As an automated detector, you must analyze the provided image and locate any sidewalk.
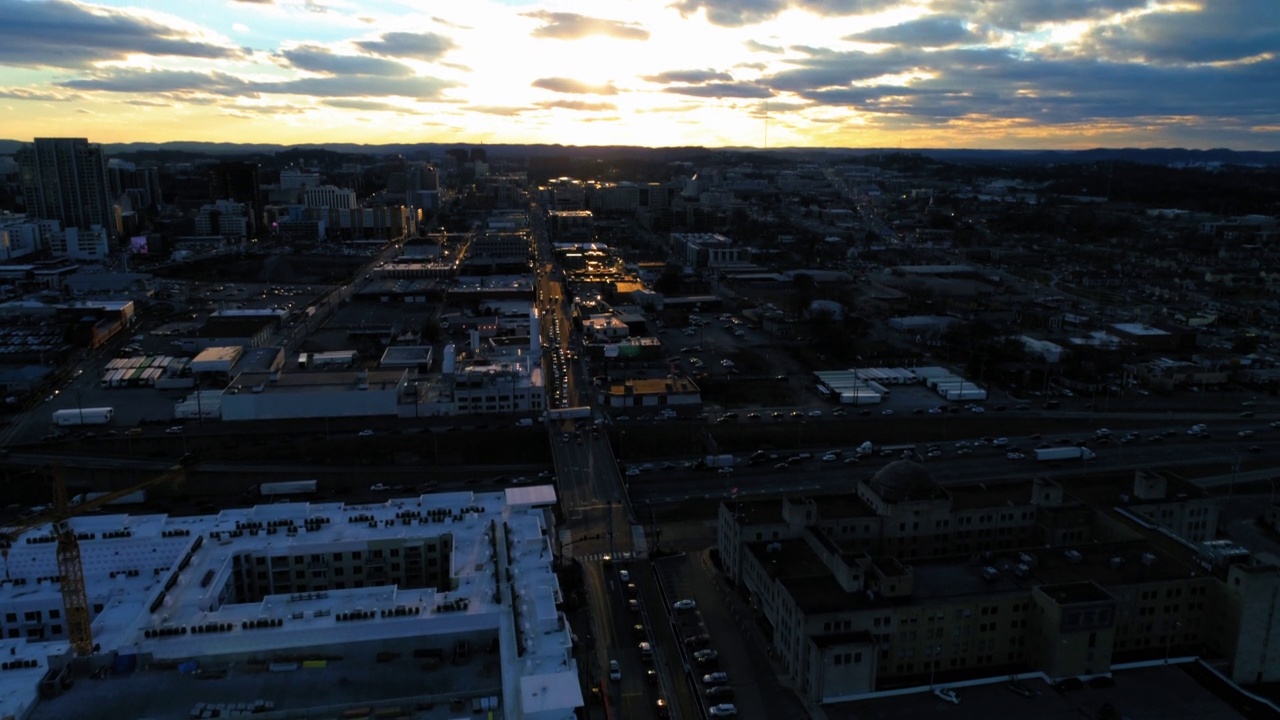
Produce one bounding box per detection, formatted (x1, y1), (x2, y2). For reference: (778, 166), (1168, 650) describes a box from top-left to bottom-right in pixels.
(701, 548), (827, 720)
(566, 605), (607, 720)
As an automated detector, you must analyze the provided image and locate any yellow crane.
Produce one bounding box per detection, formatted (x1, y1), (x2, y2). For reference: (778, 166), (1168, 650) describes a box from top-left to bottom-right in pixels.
(0, 463), (187, 656)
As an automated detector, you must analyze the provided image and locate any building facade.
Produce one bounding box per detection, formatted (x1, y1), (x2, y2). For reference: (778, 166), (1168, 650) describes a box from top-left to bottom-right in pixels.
(16, 138), (116, 238)
(718, 463), (1274, 704)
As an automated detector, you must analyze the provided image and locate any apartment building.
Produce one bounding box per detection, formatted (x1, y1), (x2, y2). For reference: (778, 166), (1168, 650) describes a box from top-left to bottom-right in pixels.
(718, 462), (1273, 704)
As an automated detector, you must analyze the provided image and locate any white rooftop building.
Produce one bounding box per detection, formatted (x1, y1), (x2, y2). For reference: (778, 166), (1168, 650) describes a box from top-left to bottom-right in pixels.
(1, 486), (580, 720)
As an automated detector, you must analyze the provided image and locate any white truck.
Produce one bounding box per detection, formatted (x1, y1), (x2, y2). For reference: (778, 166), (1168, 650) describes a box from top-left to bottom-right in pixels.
(1034, 447), (1096, 462)
(52, 407), (114, 426)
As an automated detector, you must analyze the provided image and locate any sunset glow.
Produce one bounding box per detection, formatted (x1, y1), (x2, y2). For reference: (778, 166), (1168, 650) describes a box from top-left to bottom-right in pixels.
(0, 0), (1276, 148)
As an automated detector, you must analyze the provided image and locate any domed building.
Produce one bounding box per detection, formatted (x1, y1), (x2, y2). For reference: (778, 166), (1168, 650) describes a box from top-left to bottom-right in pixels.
(857, 460), (947, 514)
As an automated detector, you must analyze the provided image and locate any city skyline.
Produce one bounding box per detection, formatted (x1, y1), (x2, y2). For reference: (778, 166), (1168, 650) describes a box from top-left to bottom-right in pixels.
(1, 0), (1278, 150)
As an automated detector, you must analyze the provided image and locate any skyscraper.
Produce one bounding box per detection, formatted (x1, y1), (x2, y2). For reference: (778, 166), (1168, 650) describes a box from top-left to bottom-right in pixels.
(16, 137), (115, 236)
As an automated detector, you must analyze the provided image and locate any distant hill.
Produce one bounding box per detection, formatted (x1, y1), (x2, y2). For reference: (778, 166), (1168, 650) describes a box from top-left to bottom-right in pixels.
(1, 139), (1278, 166)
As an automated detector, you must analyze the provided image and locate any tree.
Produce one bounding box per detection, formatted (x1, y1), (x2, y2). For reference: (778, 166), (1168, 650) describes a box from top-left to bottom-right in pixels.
(791, 273), (816, 319)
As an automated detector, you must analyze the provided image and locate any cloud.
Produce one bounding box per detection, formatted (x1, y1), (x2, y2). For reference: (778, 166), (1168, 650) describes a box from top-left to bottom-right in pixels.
(59, 68), (250, 95)
(522, 11), (649, 40)
(230, 0), (272, 3)
(321, 98), (409, 112)
(0, 0), (242, 69)
(355, 31), (456, 61)
(932, 0), (1148, 31)
(1079, 3), (1280, 65)
(0, 87), (78, 101)
(745, 39), (784, 53)
(669, 0), (896, 28)
(465, 105), (529, 116)
(531, 77), (619, 95)
(122, 98), (171, 107)
(58, 67), (456, 101)
(846, 16), (983, 47)
(663, 82), (774, 98)
(536, 100), (618, 111)
(641, 69), (733, 84)
(279, 45), (413, 76)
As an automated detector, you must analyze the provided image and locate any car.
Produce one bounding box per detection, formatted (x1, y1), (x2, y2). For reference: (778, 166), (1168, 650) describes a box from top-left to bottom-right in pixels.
(809, 410), (823, 417)
(771, 411), (784, 420)
(684, 633), (711, 648)
(673, 599), (697, 611)
(1238, 430), (1256, 437)
(633, 623), (647, 640)
(832, 408), (847, 416)
(843, 457), (860, 464)
(933, 687), (960, 704)
(927, 407), (943, 414)
(790, 410), (803, 419)
(369, 483), (389, 492)
(880, 409), (894, 415)
(708, 704), (738, 716)
(746, 412), (761, 420)
(646, 668), (659, 685)
(822, 454), (838, 462)
(357, 429), (375, 437)
(655, 698), (671, 718)
(706, 686), (735, 701)
(702, 672), (729, 685)
(628, 599), (640, 612)
(608, 660), (621, 681)
(956, 448), (973, 456)
(694, 649), (718, 664)
(1248, 445), (1263, 453)
(717, 467), (734, 475)
(638, 640), (652, 656)
(618, 569), (630, 582)
(774, 462), (789, 469)
(626, 468), (641, 477)
(164, 426), (184, 434)
(970, 406), (986, 413)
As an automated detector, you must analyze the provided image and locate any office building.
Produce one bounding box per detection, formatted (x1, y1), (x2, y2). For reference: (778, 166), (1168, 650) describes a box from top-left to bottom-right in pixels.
(209, 161), (261, 234)
(16, 137), (116, 237)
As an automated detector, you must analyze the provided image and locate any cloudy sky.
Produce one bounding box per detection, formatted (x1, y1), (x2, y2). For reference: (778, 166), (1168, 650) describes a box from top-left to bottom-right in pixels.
(1, 0), (1277, 149)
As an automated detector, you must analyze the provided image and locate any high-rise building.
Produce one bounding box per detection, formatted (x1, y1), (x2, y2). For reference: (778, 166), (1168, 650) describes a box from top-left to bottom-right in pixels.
(209, 161), (261, 236)
(16, 137), (116, 237)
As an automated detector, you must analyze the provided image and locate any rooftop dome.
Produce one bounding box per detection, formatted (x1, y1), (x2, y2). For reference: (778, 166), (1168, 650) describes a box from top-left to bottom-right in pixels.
(868, 460), (938, 502)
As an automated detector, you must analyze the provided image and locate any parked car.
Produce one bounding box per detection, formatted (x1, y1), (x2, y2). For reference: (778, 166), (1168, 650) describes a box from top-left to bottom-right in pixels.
(708, 704), (738, 716)
(702, 672), (729, 685)
(673, 599), (697, 611)
(933, 687), (960, 704)
(608, 660), (621, 681)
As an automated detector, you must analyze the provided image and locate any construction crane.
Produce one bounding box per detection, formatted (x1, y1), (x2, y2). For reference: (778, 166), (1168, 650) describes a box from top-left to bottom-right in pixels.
(0, 463), (187, 656)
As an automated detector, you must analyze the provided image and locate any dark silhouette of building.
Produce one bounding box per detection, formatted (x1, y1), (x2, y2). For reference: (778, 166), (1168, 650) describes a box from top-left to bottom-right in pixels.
(16, 137), (116, 236)
(209, 161), (262, 236)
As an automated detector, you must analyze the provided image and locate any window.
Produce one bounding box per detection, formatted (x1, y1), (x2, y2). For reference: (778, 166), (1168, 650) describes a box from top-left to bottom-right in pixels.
(48, 610), (59, 619)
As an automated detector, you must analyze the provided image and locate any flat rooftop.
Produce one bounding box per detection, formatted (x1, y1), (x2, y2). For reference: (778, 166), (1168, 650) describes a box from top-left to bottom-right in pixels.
(2, 484), (579, 720)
